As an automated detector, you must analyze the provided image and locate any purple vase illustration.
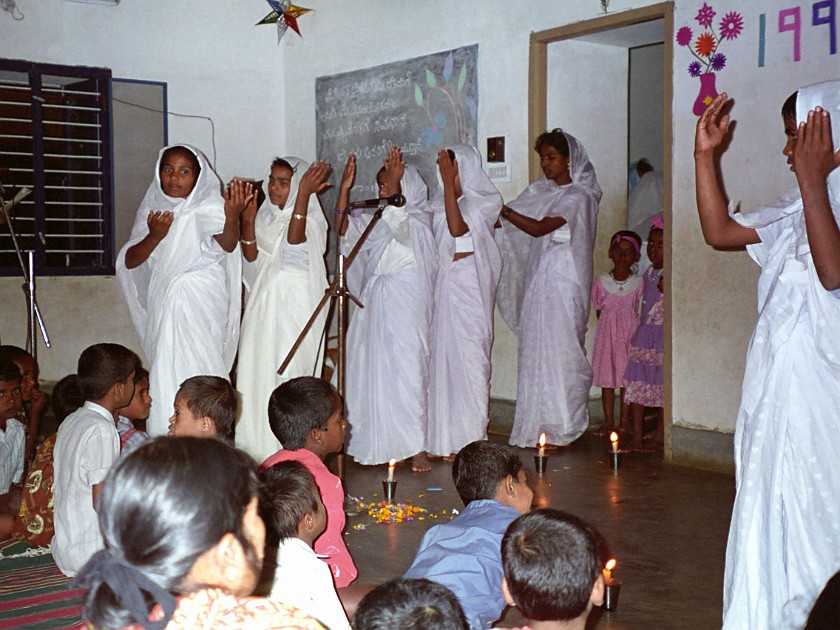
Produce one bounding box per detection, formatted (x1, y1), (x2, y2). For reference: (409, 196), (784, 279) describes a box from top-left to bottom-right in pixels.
(693, 72), (719, 116)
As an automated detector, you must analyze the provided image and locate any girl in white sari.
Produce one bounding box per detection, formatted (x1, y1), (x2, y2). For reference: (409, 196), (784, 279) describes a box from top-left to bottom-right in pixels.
(696, 82), (840, 629)
(235, 158), (330, 464)
(427, 145), (503, 458)
(117, 145), (248, 437)
(336, 148), (438, 471)
(497, 130), (602, 448)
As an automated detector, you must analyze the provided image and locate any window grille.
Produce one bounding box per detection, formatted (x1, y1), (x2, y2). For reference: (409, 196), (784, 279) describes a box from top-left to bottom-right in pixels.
(0, 59), (113, 276)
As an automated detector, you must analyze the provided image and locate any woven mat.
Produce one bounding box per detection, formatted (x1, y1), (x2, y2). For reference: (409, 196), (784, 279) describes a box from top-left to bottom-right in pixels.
(0, 539), (85, 629)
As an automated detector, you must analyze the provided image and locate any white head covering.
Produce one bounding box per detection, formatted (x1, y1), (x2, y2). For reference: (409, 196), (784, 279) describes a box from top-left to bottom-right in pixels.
(117, 144), (241, 368)
(243, 157), (328, 304)
(497, 131), (601, 333)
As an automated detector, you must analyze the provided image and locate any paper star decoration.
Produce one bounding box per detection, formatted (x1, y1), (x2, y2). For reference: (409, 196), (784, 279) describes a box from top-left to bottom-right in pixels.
(257, 0), (312, 43)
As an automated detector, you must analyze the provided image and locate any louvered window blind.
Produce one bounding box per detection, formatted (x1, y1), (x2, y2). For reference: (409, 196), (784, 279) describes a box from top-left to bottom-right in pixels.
(1, 59), (113, 276)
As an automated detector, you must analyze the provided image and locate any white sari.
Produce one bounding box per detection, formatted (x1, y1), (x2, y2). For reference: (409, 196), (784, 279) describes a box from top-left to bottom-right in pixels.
(235, 158), (328, 463)
(342, 166), (438, 465)
(426, 145), (503, 457)
(497, 133), (601, 447)
(117, 145), (241, 437)
(722, 81), (840, 630)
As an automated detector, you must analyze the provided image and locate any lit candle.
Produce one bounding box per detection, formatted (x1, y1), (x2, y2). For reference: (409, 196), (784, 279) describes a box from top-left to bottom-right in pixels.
(603, 558), (616, 584)
(538, 433), (546, 457)
(610, 432), (619, 454)
(387, 459), (396, 482)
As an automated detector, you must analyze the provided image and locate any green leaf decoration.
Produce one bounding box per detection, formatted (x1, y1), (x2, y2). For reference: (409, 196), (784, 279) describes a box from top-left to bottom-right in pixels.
(426, 69), (437, 87)
(458, 63), (467, 92)
(415, 85), (423, 107)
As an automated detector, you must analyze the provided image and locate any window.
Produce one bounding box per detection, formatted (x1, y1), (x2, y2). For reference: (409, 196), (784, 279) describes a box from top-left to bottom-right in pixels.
(1, 59), (113, 276)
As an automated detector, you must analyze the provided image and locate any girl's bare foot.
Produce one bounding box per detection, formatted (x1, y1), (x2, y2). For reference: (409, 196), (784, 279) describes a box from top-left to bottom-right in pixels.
(411, 452), (432, 472)
(442, 453), (457, 462)
(593, 425), (614, 437)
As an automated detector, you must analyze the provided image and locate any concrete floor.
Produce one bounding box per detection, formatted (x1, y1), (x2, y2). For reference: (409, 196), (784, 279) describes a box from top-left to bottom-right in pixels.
(336, 426), (735, 629)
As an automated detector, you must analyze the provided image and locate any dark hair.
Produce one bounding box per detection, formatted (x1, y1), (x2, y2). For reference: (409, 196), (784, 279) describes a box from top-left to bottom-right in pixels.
(258, 460), (320, 542)
(177, 376), (237, 440)
(452, 440), (523, 506)
(611, 229), (643, 251)
(636, 158), (654, 177)
(0, 345), (30, 365)
(133, 366), (149, 385)
(76, 344), (140, 401)
(160, 145), (200, 178)
(270, 157), (295, 173)
(79, 437), (259, 629)
(51, 374), (83, 424)
(0, 357), (21, 383)
(267, 377), (339, 450)
(352, 578), (468, 630)
(782, 91), (798, 123)
(502, 509), (603, 622)
(534, 128), (570, 157)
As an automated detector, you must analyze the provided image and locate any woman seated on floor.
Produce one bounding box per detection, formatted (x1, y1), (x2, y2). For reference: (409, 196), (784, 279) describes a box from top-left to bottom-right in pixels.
(75, 437), (325, 629)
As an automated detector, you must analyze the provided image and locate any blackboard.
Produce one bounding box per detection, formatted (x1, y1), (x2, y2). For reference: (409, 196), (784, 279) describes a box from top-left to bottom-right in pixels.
(315, 44), (479, 217)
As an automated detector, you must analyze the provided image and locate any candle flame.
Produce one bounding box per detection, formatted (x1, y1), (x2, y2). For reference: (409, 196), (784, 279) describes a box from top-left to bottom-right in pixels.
(539, 433), (546, 448)
(388, 459), (396, 468)
(605, 559), (616, 571)
(609, 432), (618, 444)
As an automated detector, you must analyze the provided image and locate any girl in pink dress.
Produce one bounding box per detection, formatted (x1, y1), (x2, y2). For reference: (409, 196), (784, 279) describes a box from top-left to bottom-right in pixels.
(591, 230), (643, 437)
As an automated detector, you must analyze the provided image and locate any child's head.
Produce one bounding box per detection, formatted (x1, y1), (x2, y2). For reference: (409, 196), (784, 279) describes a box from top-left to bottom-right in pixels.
(0, 345), (37, 402)
(0, 358), (23, 422)
(268, 157), (295, 208)
(159, 145), (200, 199)
(258, 460), (325, 547)
(452, 440), (533, 513)
(267, 377), (345, 456)
(78, 437), (264, 628)
(352, 578), (469, 630)
(77, 344), (139, 408)
(168, 375), (236, 440)
(51, 374), (83, 425)
(501, 509), (604, 624)
(119, 367), (152, 422)
(608, 230), (642, 272)
(647, 217), (664, 270)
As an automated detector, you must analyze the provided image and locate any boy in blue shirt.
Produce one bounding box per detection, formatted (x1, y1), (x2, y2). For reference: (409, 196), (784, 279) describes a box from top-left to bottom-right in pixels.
(404, 440), (533, 629)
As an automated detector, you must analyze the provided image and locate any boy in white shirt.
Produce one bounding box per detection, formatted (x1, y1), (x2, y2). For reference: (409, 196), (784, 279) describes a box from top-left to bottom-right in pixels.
(53, 343), (139, 577)
(259, 460), (351, 630)
(0, 358), (25, 539)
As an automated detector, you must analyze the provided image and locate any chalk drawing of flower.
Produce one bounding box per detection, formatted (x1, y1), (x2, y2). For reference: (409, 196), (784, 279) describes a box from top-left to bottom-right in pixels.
(719, 11), (744, 40)
(695, 32), (715, 57)
(676, 26), (693, 47)
(709, 53), (727, 72)
(416, 51), (474, 146)
(695, 2), (716, 28)
(688, 61), (703, 78)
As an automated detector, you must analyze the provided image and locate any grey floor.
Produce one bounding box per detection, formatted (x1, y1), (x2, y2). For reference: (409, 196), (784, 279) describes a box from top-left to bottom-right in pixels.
(336, 409), (735, 630)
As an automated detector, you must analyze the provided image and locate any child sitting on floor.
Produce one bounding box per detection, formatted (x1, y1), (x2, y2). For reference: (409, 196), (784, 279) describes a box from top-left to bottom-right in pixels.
(260, 376), (357, 588)
(404, 440), (534, 629)
(116, 366), (152, 455)
(352, 578), (468, 630)
(0, 346), (48, 462)
(167, 375), (236, 440)
(497, 509), (605, 630)
(0, 358), (25, 539)
(53, 343), (140, 576)
(260, 460), (350, 630)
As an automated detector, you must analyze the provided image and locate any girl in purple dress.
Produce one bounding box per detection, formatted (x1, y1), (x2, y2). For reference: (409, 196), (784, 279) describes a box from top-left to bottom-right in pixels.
(623, 218), (664, 451)
(591, 230), (643, 438)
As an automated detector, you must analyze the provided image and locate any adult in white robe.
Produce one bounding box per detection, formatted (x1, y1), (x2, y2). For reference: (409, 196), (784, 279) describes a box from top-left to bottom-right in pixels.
(426, 145), (503, 457)
(497, 131), (602, 448)
(117, 145), (241, 437)
(235, 158), (329, 463)
(341, 163), (437, 466)
(696, 82), (840, 629)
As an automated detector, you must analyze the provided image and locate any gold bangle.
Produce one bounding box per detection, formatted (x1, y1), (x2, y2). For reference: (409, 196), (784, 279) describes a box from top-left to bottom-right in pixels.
(240, 238), (257, 246)
(292, 213), (307, 220)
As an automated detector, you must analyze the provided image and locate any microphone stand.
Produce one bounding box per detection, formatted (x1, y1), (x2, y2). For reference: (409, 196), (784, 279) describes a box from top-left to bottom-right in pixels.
(277, 202), (388, 478)
(0, 186), (51, 361)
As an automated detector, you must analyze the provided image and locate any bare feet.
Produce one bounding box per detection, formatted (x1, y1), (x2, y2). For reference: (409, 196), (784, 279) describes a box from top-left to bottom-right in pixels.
(594, 425), (614, 437)
(411, 452), (432, 472)
(442, 454), (456, 462)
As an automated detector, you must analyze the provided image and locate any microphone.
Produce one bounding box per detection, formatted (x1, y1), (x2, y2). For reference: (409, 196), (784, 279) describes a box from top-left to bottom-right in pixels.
(349, 193), (406, 209)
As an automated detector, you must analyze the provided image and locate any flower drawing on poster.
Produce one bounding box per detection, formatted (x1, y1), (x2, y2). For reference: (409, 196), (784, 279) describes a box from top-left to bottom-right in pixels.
(415, 51), (477, 148)
(677, 3), (744, 115)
